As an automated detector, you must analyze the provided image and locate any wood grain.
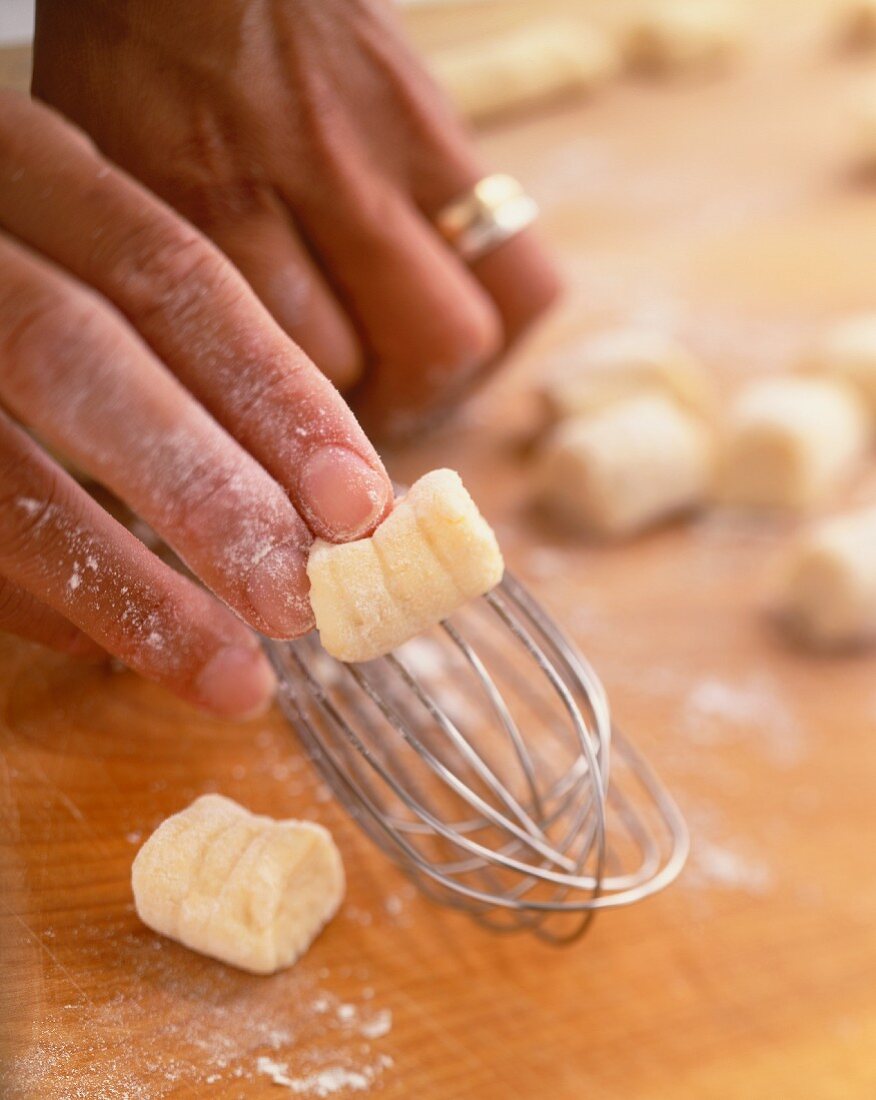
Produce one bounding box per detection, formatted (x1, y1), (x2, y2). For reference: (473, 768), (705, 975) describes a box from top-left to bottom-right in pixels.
(3, 5), (876, 1097)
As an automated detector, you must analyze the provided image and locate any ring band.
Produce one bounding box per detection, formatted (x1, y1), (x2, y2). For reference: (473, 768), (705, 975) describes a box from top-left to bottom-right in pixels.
(434, 174), (539, 263)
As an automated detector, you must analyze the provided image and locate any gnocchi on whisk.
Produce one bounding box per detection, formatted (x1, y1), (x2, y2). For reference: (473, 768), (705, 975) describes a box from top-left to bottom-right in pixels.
(307, 469), (504, 663)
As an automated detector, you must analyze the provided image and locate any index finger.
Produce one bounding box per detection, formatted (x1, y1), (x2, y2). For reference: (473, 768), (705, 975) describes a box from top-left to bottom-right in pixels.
(0, 92), (393, 542)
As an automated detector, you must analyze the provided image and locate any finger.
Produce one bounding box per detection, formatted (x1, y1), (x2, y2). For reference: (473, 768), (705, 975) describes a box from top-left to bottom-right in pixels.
(0, 573), (103, 658)
(282, 171), (504, 437)
(199, 193), (364, 392)
(411, 154), (562, 350)
(468, 231), (563, 346)
(0, 413), (276, 718)
(0, 227), (314, 639)
(329, 45), (563, 348)
(0, 93), (392, 541)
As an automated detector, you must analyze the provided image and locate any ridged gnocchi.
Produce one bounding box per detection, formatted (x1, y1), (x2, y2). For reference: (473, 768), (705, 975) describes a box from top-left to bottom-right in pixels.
(307, 469), (504, 663)
(803, 315), (876, 416)
(774, 505), (876, 649)
(715, 377), (869, 511)
(535, 394), (713, 537)
(623, 2), (743, 76)
(839, 0), (876, 49)
(851, 89), (876, 177)
(430, 19), (618, 125)
(132, 795), (344, 975)
(542, 330), (713, 422)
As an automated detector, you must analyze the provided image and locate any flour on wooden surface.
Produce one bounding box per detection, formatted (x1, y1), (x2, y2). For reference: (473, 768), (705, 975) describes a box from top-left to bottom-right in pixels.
(7, 953), (395, 1099)
(6, 752), (398, 1100)
(681, 674), (805, 767)
(5, 726), (403, 1097)
(360, 1010), (393, 1040)
(688, 836), (774, 894)
(257, 1055), (393, 1096)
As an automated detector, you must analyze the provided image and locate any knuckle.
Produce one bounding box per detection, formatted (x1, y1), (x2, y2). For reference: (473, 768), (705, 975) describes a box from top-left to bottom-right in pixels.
(159, 459), (240, 538)
(441, 295), (503, 371)
(0, 92), (97, 166)
(182, 178), (266, 234)
(0, 461), (63, 564)
(345, 189), (402, 255)
(99, 588), (188, 677)
(0, 281), (112, 395)
(500, 251), (563, 340)
(469, 301), (504, 362)
(0, 285), (61, 369)
(242, 361), (303, 417)
(107, 218), (237, 328)
(200, 344), (304, 428)
(248, 353), (355, 441)
(281, 95), (355, 208)
(302, 166), (398, 255)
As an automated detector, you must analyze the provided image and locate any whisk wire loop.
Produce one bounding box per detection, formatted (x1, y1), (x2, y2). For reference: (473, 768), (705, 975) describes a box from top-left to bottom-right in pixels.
(266, 571), (688, 942)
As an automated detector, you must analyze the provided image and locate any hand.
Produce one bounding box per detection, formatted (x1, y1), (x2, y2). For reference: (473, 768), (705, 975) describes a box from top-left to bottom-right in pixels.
(0, 92), (392, 716)
(32, 0), (561, 436)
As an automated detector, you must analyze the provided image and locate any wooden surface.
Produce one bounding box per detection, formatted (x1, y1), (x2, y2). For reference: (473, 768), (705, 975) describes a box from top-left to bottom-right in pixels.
(4, 6), (876, 1097)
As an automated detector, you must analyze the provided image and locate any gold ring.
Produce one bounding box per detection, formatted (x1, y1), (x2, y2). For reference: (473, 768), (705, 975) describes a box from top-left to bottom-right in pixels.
(433, 174), (539, 263)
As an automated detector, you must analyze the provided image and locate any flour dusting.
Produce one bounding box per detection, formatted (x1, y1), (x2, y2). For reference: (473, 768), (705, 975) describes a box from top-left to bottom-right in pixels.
(360, 1010), (393, 1041)
(256, 1054), (393, 1096)
(689, 838), (773, 894)
(681, 674), (805, 766)
(7, 927), (396, 1099)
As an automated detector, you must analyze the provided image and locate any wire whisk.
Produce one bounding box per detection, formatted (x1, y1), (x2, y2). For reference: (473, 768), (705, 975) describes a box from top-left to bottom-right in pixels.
(266, 572), (688, 943)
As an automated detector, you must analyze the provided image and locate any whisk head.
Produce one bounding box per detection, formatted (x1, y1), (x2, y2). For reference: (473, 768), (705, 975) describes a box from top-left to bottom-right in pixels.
(266, 572), (688, 943)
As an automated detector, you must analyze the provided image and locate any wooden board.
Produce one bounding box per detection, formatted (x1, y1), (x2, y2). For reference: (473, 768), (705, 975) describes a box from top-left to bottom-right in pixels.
(4, 6), (876, 1097)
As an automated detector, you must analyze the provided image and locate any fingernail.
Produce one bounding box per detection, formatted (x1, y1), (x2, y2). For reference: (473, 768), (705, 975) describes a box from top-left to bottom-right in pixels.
(299, 445), (390, 540)
(196, 643), (277, 719)
(246, 543), (314, 638)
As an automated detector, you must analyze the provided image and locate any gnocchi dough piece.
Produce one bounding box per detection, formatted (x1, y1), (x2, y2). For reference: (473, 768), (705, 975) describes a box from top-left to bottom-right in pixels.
(774, 506), (876, 648)
(851, 89), (876, 176)
(430, 19), (618, 125)
(535, 394), (713, 537)
(623, 2), (742, 76)
(542, 330), (713, 422)
(838, 0), (876, 49)
(132, 795), (344, 975)
(803, 314), (876, 414)
(307, 469), (504, 663)
(715, 377), (870, 511)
